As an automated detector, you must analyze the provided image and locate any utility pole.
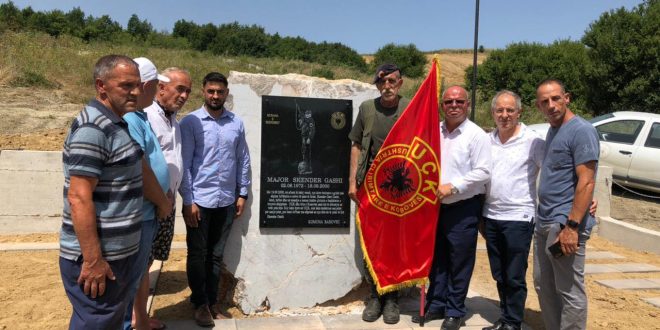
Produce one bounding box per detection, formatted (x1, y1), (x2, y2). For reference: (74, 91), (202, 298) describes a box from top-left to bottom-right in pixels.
(471, 0), (480, 121)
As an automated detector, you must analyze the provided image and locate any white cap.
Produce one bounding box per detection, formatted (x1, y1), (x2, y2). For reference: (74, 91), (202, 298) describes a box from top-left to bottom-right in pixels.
(133, 57), (170, 83)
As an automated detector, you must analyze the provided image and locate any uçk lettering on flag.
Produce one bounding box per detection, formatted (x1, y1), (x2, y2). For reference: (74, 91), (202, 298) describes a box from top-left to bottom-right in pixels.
(356, 59), (441, 294)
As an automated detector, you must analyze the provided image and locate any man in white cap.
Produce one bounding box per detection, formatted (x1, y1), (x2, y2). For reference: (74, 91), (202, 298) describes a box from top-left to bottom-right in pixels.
(122, 57), (173, 330)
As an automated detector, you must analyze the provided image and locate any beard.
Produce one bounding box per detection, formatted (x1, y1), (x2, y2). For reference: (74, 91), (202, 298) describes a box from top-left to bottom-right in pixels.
(205, 99), (224, 111)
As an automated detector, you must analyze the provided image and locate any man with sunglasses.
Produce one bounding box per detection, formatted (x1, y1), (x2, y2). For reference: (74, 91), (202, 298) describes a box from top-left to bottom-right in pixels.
(348, 63), (409, 324)
(414, 85), (491, 330)
(179, 72), (251, 327)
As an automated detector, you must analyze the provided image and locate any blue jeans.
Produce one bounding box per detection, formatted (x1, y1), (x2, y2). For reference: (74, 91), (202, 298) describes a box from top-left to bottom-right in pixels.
(186, 204), (235, 307)
(123, 219), (159, 330)
(484, 217), (534, 327)
(60, 252), (138, 330)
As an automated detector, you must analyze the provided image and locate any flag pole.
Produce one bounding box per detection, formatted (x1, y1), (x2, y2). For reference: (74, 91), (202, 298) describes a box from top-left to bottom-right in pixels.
(420, 283), (426, 327)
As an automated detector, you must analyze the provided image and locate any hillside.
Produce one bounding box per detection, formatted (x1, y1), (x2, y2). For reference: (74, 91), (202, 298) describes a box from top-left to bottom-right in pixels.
(0, 31), (485, 151)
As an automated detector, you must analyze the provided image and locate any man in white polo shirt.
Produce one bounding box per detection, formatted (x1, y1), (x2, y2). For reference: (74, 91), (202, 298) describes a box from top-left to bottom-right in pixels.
(417, 85), (491, 330)
(481, 90), (544, 330)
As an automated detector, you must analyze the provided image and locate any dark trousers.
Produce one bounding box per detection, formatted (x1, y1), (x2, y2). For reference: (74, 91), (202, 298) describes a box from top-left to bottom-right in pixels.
(364, 260), (397, 302)
(60, 253), (138, 330)
(426, 195), (482, 318)
(484, 217), (534, 327)
(186, 204), (235, 307)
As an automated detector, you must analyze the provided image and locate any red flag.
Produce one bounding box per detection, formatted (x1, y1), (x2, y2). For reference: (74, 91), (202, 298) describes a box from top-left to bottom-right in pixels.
(356, 60), (441, 294)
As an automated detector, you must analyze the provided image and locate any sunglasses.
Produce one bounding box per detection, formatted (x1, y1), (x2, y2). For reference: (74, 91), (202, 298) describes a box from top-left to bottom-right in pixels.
(443, 99), (467, 106)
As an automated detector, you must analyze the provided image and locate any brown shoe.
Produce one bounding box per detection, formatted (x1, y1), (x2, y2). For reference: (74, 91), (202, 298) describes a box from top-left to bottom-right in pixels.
(210, 304), (232, 319)
(194, 305), (215, 327)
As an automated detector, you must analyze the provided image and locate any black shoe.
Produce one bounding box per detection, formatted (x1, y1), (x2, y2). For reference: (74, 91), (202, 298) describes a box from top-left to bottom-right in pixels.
(411, 310), (445, 323)
(361, 297), (382, 322)
(441, 316), (463, 330)
(381, 298), (400, 324)
(483, 320), (521, 330)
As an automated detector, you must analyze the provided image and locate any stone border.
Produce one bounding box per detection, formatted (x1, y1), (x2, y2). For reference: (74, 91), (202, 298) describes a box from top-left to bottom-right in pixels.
(595, 216), (660, 255)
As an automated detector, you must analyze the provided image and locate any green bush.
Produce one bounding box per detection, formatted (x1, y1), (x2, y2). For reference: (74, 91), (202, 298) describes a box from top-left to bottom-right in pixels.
(310, 68), (335, 80)
(582, 0), (659, 115)
(11, 69), (61, 88)
(372, 43), (427, 78)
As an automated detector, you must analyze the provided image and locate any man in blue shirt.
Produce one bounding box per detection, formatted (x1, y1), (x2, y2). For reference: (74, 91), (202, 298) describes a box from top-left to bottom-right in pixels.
(533, 79), (599, 330)
(179, 72), (251, 327)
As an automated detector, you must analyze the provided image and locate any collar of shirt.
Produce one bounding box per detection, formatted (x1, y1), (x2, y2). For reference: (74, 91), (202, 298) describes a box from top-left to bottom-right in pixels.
(200, 106), (233, 121)
(89, 99), (124, 125)
(491, 123), (529, 146)
(440, 118), (468, 136)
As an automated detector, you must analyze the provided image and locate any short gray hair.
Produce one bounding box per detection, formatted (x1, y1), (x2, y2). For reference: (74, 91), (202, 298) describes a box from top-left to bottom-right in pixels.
(490, 90), (522, 112)
(93, 55), (137, 81)
(161, 67), (191, 81)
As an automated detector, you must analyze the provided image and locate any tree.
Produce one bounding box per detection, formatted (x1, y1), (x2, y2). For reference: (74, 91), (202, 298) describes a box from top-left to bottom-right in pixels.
(582, 0), (659, 115)
(466, 40), (590, 114)
(82, 15), (122, 41)
(64, 7), (85, 38)
(373, 43), (427, 78)
(127, 14), (153, 40)
(0, 1), (24, 31)
(211, 22), (268, 57)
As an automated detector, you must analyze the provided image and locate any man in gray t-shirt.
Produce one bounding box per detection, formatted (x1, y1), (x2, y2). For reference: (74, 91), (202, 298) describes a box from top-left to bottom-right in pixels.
(533, 79), (599, 330)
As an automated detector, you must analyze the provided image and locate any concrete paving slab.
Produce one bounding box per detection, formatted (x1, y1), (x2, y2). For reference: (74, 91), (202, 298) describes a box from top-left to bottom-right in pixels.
(0, 242), (58, 251)
(163, 319), (237, 330)
(585, 263), (660, 274)
(643, 297), (660, 308)
(586, 251), (624, 260)
(236, 315), (325, 329)
(321, 314), (411, 329)
(596, 279), (660, 290)
(609, 263), (660, 273)
(158, 287), (531, 330)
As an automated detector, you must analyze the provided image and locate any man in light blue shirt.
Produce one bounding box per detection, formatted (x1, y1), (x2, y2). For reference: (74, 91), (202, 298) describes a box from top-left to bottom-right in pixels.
(179, 72), (251, 327)
(123, 57), (172, 330)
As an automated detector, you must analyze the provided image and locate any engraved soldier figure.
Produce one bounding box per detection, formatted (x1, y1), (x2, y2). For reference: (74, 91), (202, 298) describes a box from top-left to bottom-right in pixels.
(296, 103), (315, 174)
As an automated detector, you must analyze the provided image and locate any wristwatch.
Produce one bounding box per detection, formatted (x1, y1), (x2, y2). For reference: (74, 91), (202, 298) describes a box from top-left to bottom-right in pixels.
(450, 185), (459, 195)
(566, 219), (580, 229)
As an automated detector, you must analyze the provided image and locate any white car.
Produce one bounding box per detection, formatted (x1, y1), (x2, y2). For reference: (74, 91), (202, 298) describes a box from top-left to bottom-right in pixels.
(528, 111), (660, 193)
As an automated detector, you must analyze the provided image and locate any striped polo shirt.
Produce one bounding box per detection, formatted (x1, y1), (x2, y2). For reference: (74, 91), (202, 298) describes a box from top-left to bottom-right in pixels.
(60, 99), (144, 261)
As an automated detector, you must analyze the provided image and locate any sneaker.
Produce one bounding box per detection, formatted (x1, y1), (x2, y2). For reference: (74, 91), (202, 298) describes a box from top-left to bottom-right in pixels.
(382, 298), (400, 324)
(194, 304), (215, 327)
(361, 297), (382, 322)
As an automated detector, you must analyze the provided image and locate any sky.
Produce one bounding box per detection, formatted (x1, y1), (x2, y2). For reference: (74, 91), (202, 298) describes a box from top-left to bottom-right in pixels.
(4, 0), (645, 54)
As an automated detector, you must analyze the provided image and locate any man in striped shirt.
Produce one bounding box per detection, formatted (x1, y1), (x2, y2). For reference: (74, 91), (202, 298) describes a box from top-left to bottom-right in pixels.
(59, 55), (146, 329)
